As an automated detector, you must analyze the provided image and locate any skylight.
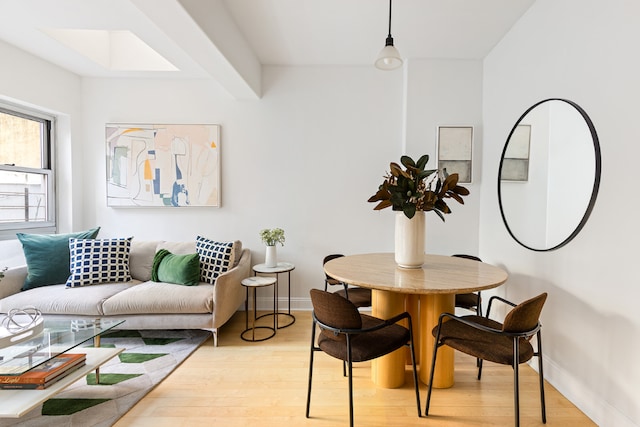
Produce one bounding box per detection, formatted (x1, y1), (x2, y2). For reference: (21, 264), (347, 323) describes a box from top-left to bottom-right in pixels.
(41, 29), (178, 72)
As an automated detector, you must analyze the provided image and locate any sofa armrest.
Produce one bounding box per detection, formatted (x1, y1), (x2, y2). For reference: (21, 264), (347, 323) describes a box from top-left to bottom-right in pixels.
(211, 248), (252, 328)
(0, 265), (27, 301)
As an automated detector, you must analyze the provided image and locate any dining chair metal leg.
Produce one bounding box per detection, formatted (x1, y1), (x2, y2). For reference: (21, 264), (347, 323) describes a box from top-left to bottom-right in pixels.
(346, 336), (354, 427)
(513, 337), (521, 427)
(306, 320), (317, 418)
(425, 325), (441, 416)
(537, 330), (547, 423)
(408, 320), (422, 417)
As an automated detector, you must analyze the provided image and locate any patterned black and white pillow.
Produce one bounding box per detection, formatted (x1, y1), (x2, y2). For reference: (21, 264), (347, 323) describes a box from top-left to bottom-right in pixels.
(66, 237), (132, 288)
(195, 236), (235, 284)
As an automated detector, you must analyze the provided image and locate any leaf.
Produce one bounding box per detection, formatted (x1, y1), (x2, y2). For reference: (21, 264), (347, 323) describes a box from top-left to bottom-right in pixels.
(416, 154), (429, 170)
(444, 173), (459, 188)
(400, 155), (416, 169)
(435, 199), (451, 214)
(453, 185), (470, 196)
(448, 192), (464, 204)
(433, 209), (445, 222)
(439, 173), (459, 196)
(373, 200), (392, 210)
(403, 204), (416, 219)
(389, 162), (403, 177)
(418, 169), (437, 180)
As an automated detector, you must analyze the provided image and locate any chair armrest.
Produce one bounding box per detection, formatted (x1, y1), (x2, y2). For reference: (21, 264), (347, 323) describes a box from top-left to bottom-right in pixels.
(0, 265), (27, 300)
(314, 311), (413, 335)
(437, 312), (504, 335)
(436, 312), (541, 339)
(485, 295), (517, 318)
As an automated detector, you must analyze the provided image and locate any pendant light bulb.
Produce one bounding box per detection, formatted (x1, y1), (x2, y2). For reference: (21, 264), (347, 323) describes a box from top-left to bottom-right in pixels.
(375, 0), (402, 70)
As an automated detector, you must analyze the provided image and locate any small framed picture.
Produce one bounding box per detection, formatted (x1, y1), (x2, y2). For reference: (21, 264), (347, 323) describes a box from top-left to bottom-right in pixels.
(501, 124), (531, 182)
(437, 126), (473, 183)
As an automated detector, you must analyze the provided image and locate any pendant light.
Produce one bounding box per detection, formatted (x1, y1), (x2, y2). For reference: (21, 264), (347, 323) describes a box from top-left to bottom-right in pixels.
(375, 0), (403, 70)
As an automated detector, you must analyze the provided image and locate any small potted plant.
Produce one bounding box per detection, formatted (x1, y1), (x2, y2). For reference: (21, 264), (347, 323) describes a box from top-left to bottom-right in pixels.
(259, 228), (285, 267)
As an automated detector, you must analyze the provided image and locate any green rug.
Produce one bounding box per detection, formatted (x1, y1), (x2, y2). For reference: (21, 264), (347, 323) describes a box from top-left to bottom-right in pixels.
(0, 329), (209, 427)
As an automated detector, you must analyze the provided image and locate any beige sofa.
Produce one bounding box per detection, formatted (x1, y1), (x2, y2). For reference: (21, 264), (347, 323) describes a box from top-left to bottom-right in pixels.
(0, 240), (251, 346)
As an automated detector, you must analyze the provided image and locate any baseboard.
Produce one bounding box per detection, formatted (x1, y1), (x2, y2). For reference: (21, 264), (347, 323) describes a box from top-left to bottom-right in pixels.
(246, 297), (371, 312)
(248, 296), (312, 312)
(538, 355), (636, 427)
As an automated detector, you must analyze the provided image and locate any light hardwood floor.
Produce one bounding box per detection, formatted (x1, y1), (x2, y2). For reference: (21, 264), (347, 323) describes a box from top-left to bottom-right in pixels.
(115, 311), (595, 427)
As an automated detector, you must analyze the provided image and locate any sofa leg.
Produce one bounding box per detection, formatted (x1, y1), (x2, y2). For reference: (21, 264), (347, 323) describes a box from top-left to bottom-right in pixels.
(213, 329), (218, 347)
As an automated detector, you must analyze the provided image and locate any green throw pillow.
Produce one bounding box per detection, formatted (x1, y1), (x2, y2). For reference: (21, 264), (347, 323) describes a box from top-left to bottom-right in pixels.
(17, 227), (101, 291)
(151, 249), (200, 286)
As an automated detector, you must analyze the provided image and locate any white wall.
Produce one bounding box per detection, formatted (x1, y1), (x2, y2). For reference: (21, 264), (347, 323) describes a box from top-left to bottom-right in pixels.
(481, 0), (640, 425)
(0, 40), (484, 313)
(0, 40), (83, 266)
(77, 61), (483, 310)
(404, 59), (483, 256)
(80, 67), (404, 309)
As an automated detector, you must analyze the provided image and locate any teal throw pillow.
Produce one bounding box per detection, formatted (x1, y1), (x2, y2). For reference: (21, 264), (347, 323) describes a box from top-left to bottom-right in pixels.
(17, 227), (101, 291)
(151, 249), (200, 286)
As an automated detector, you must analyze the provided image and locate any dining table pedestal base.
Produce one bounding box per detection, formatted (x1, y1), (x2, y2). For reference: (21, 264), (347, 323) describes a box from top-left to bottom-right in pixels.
(369, 291), (455, 389)
(371, 289), (407, 389)
(419, 293), (455, 388)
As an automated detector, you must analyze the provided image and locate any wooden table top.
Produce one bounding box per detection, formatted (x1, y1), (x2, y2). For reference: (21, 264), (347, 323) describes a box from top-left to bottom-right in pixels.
(324, 253), (508, 295)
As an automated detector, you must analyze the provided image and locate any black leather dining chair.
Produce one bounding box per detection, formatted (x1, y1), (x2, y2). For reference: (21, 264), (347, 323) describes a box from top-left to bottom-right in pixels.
(452, 254), (483, 315)
(306, 289), (421, 427)
(323, 254), (371, 308)
(426, 292), (548, 427)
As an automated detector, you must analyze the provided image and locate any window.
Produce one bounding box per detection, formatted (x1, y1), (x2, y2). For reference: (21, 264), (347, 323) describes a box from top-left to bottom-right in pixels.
(0, 103), (55, 238)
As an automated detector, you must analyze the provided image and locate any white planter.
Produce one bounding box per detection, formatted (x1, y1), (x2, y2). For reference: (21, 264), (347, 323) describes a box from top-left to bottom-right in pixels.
(394, 211), (425, 269)
(265, 245), (278, 267)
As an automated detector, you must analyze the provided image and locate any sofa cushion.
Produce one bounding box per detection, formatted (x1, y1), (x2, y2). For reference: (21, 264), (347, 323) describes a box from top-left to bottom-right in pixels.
(0, 283), (136, 316)
(157, 241), (196, 255)
(66, 237), (132, 288)
(101, 281), (214, 315)
(129, 240), (162, 281)
(17, 227), (101, 290)
(151, 249), (200, 286)
(195, 236), (235, 284)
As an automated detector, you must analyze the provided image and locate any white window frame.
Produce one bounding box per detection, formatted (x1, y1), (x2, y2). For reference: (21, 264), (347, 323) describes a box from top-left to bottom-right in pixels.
(0, 102), (56, 239)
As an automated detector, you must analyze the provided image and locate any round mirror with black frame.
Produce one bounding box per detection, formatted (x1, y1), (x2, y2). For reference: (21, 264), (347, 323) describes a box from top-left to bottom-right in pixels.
(497, 98), (601, 251)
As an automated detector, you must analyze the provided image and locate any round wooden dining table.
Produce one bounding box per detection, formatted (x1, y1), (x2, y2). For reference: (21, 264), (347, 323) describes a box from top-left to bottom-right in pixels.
(323, 253), (508, 389)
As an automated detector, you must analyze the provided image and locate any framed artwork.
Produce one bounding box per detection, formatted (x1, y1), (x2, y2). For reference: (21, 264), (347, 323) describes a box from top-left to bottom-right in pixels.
(437, 126), (473, 183)
(106, 123), (220, 207)
(501, 124), (531, 182)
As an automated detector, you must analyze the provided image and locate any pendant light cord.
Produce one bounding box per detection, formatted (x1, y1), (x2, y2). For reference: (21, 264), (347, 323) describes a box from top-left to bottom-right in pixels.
(387, 0), (393, 38)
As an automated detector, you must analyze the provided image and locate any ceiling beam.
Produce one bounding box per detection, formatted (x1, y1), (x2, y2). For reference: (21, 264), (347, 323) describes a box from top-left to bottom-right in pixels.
(131, 0), (261, 100)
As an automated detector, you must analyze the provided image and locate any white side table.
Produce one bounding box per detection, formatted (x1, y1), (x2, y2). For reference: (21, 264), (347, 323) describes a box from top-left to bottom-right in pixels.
(252, 262), (296, 329)
(240, 276), (277, 342)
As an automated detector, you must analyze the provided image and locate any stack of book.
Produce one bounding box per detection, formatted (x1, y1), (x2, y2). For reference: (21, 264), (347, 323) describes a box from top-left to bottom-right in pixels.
(0, 353), (86, 390)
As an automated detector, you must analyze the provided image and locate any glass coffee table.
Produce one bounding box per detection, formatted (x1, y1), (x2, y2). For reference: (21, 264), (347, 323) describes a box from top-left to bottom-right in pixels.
(0, 318), (125, 418)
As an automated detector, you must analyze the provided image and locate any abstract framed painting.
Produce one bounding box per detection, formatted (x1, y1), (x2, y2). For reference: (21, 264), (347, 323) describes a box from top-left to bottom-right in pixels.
(106, 123), (220, 207)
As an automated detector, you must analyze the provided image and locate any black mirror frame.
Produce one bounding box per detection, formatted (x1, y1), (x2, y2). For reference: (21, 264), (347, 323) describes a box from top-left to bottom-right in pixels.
(497, 98), (602, 251)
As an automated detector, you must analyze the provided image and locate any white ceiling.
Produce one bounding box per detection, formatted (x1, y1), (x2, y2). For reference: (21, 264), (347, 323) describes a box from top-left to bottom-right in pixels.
(0, 0), (535, 97)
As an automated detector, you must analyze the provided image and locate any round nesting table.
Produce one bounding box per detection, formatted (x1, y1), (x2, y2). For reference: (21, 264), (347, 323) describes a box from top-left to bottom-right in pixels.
(240, 276), (277, 342)
(253, 262), (296, 329)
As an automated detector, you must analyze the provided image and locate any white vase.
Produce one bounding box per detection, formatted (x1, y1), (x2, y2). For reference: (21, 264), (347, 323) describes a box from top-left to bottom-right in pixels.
(265, 245), (278, 267)
(394, 211), (425, 268)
